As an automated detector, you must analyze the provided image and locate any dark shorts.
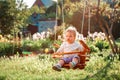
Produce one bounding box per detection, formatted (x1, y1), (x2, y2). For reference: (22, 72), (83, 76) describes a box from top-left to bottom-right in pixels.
(61, 54), (80, 63)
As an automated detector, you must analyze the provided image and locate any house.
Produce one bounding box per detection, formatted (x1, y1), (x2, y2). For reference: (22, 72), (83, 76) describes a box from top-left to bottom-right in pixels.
(32, 0), (53, 8)
(28, 0), (57, 34)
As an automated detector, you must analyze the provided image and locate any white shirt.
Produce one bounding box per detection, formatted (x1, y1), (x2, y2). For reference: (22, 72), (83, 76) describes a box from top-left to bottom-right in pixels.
(57, 41), (84, 57)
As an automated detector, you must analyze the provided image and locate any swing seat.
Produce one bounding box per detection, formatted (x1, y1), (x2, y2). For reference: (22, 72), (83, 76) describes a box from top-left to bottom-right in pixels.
(62, 52), (87, 69)
(52, 40), (90, 69)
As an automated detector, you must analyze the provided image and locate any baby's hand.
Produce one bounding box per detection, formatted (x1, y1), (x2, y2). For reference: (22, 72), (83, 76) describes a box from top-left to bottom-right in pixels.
(52, 52), (62, 58)
(72, 48), (80, 52)
(54, 52), (63, 55)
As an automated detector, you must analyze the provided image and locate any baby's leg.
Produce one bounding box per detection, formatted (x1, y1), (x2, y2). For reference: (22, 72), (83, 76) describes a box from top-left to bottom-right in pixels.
(72, 57), (79, 64)
(70, 55), (80, 68)
(52, 59), (65, 71)
(58, 59), (65, 67)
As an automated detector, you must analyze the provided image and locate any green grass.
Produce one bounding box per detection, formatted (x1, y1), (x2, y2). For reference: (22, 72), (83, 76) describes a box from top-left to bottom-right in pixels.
(0, 50), (120, 80)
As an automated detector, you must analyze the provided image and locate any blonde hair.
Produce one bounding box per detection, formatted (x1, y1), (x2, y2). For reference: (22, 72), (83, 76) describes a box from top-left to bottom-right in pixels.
(63, 26), (77, 38)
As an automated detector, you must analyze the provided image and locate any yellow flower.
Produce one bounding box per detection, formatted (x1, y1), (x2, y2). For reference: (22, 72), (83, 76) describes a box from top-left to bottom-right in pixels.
(45, 48), (49, 53)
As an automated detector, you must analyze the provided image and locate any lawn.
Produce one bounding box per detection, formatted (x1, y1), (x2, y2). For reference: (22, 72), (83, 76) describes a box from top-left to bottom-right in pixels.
(0, 49), (120, 80)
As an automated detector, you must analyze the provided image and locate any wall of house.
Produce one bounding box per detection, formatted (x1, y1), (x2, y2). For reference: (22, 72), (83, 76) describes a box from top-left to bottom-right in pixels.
(38, 20), (56, 33)
(28, 24), (38, 35)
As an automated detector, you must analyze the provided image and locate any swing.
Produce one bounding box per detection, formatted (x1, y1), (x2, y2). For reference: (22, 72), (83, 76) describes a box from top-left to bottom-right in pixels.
(52, 0), (91, 69)
(52, 40), (90, 69)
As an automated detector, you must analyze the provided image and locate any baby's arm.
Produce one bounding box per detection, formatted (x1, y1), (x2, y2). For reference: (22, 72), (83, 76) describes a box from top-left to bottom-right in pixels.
(56, 42), (65, 53)
(72, 48), (80, 52)
(52, 43), (64, 58)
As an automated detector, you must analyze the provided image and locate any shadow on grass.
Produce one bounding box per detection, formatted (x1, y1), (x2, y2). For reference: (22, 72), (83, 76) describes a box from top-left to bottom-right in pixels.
(0, 75), (6, 80)
(84, 57), (120, 80)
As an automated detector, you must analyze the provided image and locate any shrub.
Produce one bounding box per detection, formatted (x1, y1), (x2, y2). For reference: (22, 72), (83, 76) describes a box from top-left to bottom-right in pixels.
(22, 38), (54, 52)
(22, 39), (42, 51)
(116, 38), (120, 47)
(95, 40), (109, 51)
(89, 45), (99, 53)
(0, 42), (18, 56)
(40, 38), (53, 48)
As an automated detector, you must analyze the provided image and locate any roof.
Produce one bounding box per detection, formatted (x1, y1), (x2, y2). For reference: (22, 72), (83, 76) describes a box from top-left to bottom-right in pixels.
(32, 0), (53, 8)
(32, 0), (44, 7)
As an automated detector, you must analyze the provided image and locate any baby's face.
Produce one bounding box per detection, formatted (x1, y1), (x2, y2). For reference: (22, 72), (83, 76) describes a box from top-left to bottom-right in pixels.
(65, 31), (76, 44)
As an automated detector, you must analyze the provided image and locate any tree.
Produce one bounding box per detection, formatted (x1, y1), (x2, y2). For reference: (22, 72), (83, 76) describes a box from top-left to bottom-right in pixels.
(0, 0), (32, 35)
(0, 0), (15, 35)
(94, 0), (120, 59)
(46, 0), (62, 19)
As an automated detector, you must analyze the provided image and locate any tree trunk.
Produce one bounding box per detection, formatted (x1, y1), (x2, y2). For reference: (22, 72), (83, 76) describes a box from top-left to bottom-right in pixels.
(96, 0), (119, 54)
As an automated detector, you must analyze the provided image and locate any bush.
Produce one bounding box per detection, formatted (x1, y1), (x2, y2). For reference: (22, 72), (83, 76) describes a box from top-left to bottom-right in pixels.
(89, 45), (99, 53)
(116, 38), (120, 47)
(95, 40), (109, 51)
(22, 38), (54, 52)
(22, 40), (41, 51)
(40, 39), (53, 48)
(0, 38), (55, 56)
(0, 42), (18, 56)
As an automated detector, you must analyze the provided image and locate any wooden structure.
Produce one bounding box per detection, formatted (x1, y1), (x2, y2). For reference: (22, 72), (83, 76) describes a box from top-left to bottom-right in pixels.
(32, 0), (44, 8)
(52, 40), (90, 69)
(27, 24), (38, 35)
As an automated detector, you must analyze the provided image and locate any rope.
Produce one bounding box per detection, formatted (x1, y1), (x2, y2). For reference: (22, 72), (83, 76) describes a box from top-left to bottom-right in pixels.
(81, 0), (91, 34)
(54, 1), (58, 41)
(88, 0), (91, 34)
(81, 0), (86, 34)
(62, 0), (65, 31)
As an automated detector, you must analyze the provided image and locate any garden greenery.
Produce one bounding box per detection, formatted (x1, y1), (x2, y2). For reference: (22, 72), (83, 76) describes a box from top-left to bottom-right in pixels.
(0, 50), (120, 80)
